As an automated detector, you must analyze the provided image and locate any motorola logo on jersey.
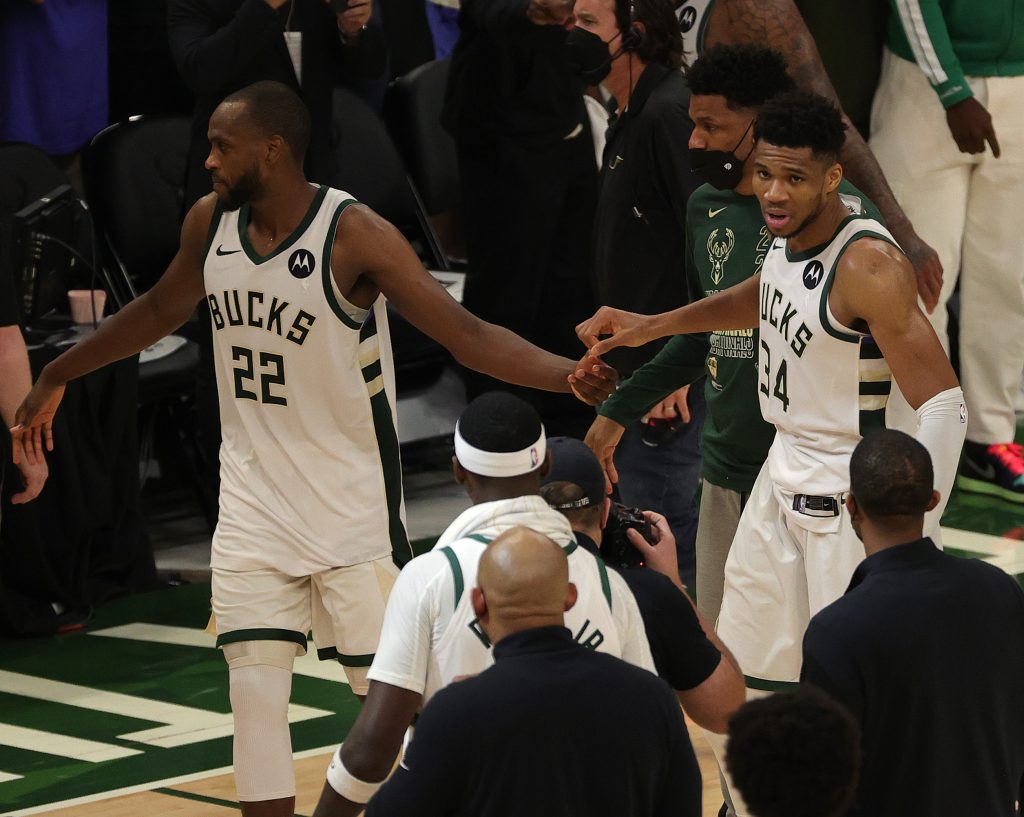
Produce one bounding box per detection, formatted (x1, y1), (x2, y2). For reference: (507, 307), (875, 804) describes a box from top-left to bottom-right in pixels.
(803, 260), (825, 289)
(288, 249), (315, 279)
(679, 5), (697, 31)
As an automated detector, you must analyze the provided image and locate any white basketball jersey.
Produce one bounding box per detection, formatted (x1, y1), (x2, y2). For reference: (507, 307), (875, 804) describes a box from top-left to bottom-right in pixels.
(758, 214), (898, 497)
(676, 0), (715, 63)
(203, 185), (410, 574)
(429, 536), (622, 703)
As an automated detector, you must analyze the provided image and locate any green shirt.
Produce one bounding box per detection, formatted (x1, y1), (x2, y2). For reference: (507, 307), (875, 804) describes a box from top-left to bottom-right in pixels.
(599, 179), (881, 494)
(886, 0), (1024, 108)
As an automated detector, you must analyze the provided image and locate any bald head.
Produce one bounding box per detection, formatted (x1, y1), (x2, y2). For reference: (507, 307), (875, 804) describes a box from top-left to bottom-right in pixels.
(472, 527), (577, 644)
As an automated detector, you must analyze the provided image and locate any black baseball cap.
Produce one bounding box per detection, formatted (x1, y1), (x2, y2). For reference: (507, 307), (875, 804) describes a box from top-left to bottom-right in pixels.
(541, 437), (607, 510)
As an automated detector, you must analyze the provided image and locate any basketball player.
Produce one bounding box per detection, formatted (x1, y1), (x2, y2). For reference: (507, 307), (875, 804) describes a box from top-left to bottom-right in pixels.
(586, 44), (882, 628)
(675, 0), (945, 312)
(311, 391), (653, 817)
(10, 81), (615, 817)
(578, 90), (966, 815)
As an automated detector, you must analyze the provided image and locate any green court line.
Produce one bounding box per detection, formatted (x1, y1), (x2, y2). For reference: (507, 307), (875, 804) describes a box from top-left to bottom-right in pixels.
(0, 452), (1019, 813)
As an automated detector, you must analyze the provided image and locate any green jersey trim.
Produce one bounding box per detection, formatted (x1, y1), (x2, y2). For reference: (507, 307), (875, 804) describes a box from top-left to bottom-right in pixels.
(440, 546), (464, 607)
(202, 200), (225, 264)
(321, 198), (363, 329)
(465, 533), (493, 545)
(595, 555), (612, 609)
(215, 628), (307, 650)
(818, 229), (898, 344)
(784, 213), (871, 263)
(819, 232), (884, 344)
(858, 338), (890, 436)
(237, 184), (328, 266)
(696, 0), (714, 55)
(368, 382), (413, 567)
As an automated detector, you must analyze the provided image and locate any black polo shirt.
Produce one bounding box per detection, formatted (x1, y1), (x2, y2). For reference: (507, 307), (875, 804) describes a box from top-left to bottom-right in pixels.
(593, 62), (700, 375)
(576, 532), (721, 690)
(802, 538), (1024, 817)
(366, 626), (701, 817)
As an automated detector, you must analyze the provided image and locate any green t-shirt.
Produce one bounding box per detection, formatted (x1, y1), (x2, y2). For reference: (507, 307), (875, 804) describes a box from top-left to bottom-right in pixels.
(599, 178), (881, 494)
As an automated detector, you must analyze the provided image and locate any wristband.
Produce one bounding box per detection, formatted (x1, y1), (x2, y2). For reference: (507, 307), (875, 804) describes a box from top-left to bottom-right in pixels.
(325, 746), (383, 803)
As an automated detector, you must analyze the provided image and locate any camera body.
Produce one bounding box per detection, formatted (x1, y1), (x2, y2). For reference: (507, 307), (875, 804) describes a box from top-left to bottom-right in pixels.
(600, 503), (654, 569)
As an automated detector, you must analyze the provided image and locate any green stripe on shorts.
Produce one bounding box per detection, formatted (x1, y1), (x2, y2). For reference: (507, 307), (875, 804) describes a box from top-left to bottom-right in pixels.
(743, 674), (800, 692)
(216, 628), (308, 649)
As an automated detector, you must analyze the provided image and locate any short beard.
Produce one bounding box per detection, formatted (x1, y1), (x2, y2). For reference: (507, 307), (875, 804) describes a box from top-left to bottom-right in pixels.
(219, 165), (261, 212)
(780, 191), (827, 242)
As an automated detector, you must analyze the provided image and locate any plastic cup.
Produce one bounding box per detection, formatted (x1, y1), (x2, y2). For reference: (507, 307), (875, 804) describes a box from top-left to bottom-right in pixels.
(68, 289), (107, 325)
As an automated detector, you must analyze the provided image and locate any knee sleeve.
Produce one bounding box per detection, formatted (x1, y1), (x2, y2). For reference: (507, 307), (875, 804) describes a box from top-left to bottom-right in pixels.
(222, 638), (301, 671)
(228, 656), (296, 801)
(342, 665), (369, 697)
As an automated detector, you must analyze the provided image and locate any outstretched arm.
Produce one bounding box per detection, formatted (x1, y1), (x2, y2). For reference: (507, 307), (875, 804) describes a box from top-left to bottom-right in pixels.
(710, 0), (943, 310)
(11, 197), (214, 464)
(576, 273), (760, 359)
(331, 204), (616, 404)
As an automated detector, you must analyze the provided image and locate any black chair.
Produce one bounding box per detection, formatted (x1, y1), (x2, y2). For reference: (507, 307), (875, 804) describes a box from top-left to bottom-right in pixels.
(82, 116), (214, 528)
(0, 142), (100, 319)
(83, 115), (191, 295)
(330, 87), (455, 393)
(384, 59), (460, 219)
(331, 86), (448, 271)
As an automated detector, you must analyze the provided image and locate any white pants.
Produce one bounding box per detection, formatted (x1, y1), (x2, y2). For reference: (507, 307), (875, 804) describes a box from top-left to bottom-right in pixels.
(716, 465), (864, 684)
(870, 48), (1024, 444)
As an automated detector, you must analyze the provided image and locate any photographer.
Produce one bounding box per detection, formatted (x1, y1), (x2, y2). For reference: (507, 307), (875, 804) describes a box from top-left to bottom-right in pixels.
(541, 437), (744, 733)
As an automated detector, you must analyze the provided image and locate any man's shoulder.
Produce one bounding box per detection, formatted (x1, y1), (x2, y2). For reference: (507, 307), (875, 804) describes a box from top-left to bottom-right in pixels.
(641, 69), (692, 119)
(393, 547), (461, 595)
(942, 551), (1024, 598)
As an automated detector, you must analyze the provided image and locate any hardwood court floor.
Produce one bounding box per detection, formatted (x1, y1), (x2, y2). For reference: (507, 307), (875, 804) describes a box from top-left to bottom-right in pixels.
(4, 426), (1022, 817)
(26, 736), (727, 817)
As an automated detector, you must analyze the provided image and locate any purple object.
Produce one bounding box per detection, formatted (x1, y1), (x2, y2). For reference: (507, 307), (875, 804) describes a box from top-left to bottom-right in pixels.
(0, 0), (109, 155)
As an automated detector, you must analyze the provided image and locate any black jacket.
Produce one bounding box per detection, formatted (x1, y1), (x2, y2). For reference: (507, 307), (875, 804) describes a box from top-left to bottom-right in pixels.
(366, 626), (701, 817)
(443, 0), (587, 146)
(802, 538), (1024, 817)
(168, 0), (386, 208)
(593, 62), (698, 375)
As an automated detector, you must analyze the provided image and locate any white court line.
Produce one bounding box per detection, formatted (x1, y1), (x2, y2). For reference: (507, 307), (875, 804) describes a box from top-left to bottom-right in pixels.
(0, 724), (141, 763)
(4, 744), (337, 816)
(90, 624), (351, 684)
(0, 670), (332, 749)
(941, 526), (1024, 576)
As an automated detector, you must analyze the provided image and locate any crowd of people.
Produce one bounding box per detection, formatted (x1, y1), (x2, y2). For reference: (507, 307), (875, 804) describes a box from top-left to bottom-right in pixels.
(3, 0), (1024, 815)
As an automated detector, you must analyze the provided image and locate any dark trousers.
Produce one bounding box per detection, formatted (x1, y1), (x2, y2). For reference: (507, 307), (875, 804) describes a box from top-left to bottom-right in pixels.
(614, 383), (705, 588)
(458, 128), (598, 438)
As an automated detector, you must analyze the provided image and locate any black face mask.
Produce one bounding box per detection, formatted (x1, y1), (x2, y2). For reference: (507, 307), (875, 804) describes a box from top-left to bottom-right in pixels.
(689, 119), (754, 190)
(565, 28), (621, 85)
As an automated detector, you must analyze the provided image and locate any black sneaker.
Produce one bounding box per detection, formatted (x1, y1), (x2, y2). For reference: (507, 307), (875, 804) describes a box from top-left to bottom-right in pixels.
(957, 441), (1024, 504)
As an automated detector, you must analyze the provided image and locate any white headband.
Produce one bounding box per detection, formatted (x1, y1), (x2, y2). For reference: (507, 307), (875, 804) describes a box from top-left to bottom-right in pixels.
(454, 422), (546, 478)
